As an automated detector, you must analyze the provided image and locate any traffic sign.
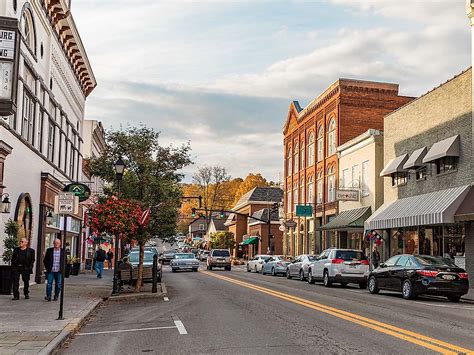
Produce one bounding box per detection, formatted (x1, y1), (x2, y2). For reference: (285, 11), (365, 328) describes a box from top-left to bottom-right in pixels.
(296, 205), (313, 217)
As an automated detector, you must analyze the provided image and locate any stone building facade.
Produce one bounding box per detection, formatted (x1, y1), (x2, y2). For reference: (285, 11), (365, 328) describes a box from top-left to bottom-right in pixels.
(283, 79), (413, 257)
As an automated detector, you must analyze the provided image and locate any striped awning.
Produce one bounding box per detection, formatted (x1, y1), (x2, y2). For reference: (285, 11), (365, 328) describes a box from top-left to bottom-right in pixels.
(319, 207), (371, 231)
(366, 185), (471, 230)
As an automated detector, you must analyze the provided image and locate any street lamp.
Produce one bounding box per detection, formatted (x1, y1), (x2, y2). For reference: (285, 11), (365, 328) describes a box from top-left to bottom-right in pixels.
(1, 193), (11, 214)
(112, 157), (125, 295)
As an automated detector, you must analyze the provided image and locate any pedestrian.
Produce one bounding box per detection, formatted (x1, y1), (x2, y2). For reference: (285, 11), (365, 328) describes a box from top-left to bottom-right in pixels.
(43, 239), (64, 302)
(94, 246), (106, 278)
(11, 238), (35, 300)
(372, 244), (381, 269)
(107, 249), (114, 270)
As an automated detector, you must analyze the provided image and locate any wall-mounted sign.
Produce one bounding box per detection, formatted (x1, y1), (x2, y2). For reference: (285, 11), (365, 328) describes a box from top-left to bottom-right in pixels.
(285, 219), (297, 228)
(295, 205), (313, 217)
(336, 189), (359, 201)
(63, 183), (91, 202)
(54, 192), (79, 215)
(0, 17), (20, 116)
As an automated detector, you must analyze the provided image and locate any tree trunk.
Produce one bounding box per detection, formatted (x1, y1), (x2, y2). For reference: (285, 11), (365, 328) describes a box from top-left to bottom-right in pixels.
(134, 241), (145, 292)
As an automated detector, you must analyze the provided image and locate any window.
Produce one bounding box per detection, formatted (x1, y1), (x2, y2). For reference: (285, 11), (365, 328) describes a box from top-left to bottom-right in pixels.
(20, 9), (36, 54)
(294, 143), (299, 173)
(341, 169), (349, 188)
(384, 256), (400, 267)
(316, 172), (323, 204)
(293, 183), (298, 212)
(351, 165), (360, 188)
(287, 147), (292, 176)
(436, 157), (457, 174)
(199, 224), (205, 231)
(391, 172), (408, 187)
(300, 141), (305, 169)
(300, 179), (304, 203)
(317, 126), (324, 161)
(327, 118), (336, 156)
(286, 188), (292, 213)
(395, 255), (411, 267)
(47, 119), (55, 162)
(69, 148), (75, 179)
(327, 167), (336, 202)
(307, 176), (314, 203)
(64, 140), (68, 173)
(307, 133), (315, 166)
(37, 111), (44, 153)
(22, 91), (35, 145)
(361, 160), (369, 197)
(416, 166), (427, 181)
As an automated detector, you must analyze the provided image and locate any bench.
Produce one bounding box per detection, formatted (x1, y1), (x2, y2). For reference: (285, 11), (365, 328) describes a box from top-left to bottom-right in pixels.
(118, 265), (156, 286)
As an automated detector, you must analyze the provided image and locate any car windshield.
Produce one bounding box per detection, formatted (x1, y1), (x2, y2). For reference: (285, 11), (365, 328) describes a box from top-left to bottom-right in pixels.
(334, 250), (366, 261)
(175, 254), (195, 259)
(212, 250), (230, 257)
(129, 252), (154, 263)
(415, 255), (457, 267)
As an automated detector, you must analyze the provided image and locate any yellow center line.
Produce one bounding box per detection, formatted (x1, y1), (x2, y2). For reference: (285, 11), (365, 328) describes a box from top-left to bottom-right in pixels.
(201, 271), (473, 355)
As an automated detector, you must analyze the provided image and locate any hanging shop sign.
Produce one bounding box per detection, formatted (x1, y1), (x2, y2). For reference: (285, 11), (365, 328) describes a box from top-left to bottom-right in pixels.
(63, 183), (91, 202)
(0, 17), (20, 116)
(336, 189), (359, 201)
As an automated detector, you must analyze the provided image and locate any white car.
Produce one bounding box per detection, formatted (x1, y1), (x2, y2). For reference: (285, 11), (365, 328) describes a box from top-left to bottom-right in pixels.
(307, 249), (369, 289)
(286, 254), (318, 281)
(247, 255), (272, 273)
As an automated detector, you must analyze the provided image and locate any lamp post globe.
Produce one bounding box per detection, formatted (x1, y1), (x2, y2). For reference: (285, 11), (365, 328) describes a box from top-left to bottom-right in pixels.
(114, 157), (125, 179)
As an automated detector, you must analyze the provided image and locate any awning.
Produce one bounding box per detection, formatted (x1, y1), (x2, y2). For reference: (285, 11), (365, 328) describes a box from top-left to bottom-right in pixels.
(240, 236), (259, 245)
(455, 186), (474, 222)
(380, 154), (408, 176)
(318, 207), (371, 231)
(422, 135), (460, 163)
(366, 185), (470, 230)
(403, 147), (427, 169)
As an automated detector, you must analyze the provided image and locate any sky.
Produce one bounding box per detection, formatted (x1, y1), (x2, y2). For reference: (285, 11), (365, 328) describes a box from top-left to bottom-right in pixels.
(72, 0), (471, 182)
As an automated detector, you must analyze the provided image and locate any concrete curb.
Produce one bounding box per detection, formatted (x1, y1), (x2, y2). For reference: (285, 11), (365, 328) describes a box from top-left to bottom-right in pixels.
(38, 298), (104, 355)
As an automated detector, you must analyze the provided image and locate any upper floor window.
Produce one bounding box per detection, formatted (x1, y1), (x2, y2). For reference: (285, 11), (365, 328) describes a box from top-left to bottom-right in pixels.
(286, 147), (292, 177)
(308, 132), (315, 166)
(327, 118), (336, 156)
(316, 171), (323, 204)
(361, 160), (369, 197)
(22, 91), (35, 145)
(293, 183), (298, 212)
(294, 143), (299, 173)
(391, 172), (407, 187)
(327, 166), (336, 203)
(300, 140), (305, 169)
(307, 176), (314, 203)
(286, 188), (292, 213)
(436, 157), (457, 175)
(317, 126), (324, 161)
(300, 178), (304, 203)
(341, 168), (349, 188)
(47, 119), (55, 162)
(20, 8), (36, 54)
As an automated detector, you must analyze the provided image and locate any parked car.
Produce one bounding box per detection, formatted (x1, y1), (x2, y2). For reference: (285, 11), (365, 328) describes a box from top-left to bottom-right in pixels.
(160, 249), (178, 264)
(171, 253), (200, 272)
(307, 249), (369, 288)
(127, 250), (162, 282)
(286, 254), (318, 280)
(368, 254), (469, 302)
(131, 246), (158, 255)
(199, 250), (210, 261)
(247, 255), (272, 273)
(207, 249), (232, 271)
(262, 255), (291, 276)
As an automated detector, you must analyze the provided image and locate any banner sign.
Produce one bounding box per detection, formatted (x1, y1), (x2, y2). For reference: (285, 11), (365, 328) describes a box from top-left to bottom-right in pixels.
(336, 190), (359, 201)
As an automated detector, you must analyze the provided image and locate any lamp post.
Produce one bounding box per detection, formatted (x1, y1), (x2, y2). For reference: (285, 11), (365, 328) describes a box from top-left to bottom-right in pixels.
(112, 157), (125, 295)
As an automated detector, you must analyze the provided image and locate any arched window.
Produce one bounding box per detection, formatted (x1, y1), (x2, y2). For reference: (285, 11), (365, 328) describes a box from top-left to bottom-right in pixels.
(20, 7), (36, 54)
(308, 132), (315, 166)
(287, 147), (292, 177)
(317, 126), (324, 162)
(327, 166), (336, 202)
(293, 183), (298, 212)
(286, 187), (292, 213)
(307, 176), (314, 203)
(300, 178), (304, 204)
(316, 170), (323, 204)
(294, 142), (299, 173)
(300, 140), (305, 169)
(327, 118), (336, 156)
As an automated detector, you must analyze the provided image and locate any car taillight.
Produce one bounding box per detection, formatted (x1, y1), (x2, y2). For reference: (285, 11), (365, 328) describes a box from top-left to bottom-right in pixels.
(332, 258), (344, 264)
(459, 273), (468, 279)
(416, 270), (439, 277)
(360, 260), (369, 265)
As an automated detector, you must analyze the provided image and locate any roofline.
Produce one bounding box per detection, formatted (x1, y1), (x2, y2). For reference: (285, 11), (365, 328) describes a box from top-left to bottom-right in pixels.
(337, 129), (383, 153)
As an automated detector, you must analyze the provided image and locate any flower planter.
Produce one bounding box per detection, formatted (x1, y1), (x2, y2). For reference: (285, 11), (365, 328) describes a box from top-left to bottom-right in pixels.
(0, 265), (12, 295)
(72, 263), (80, 275)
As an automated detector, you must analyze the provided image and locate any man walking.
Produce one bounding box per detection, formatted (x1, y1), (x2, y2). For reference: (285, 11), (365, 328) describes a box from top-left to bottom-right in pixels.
(11, 238), (35, 300)
(94, 246), (106, 278)
(43, 239), (63, 302)
(372, 244), (381, 270)
(107, 249), (114, 270)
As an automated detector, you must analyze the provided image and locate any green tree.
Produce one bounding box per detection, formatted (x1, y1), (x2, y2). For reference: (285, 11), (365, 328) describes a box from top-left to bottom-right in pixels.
(209, 231), (235, 249)
(90, 125), (192, 292)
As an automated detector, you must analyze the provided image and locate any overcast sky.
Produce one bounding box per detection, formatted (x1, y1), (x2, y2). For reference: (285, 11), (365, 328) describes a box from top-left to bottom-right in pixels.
(72, 0), (471, 182)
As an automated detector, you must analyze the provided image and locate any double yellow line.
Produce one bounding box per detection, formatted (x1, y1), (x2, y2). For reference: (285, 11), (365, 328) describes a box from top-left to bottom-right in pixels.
(201, 271), (473, 355)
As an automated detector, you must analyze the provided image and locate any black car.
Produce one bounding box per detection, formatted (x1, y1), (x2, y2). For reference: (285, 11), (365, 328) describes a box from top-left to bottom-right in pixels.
(368, 254), (469, 302)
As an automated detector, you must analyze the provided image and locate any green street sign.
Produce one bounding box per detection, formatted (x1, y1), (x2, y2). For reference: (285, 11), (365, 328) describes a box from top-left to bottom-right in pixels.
(63, 183), (91, 202)
(296, 205), (313, 217)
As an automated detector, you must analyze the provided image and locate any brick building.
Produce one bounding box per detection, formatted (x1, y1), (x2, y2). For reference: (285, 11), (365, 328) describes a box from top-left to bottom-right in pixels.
(283, 79), (413, 256)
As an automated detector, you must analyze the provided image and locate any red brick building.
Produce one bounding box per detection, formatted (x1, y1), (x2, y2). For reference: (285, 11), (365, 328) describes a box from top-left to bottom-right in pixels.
(283, 79), (414, 256)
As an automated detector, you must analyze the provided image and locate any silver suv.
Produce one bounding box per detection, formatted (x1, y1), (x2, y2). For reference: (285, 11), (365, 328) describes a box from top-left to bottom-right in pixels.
(207, 249), (231, 271)
(307, 249), (369, 288)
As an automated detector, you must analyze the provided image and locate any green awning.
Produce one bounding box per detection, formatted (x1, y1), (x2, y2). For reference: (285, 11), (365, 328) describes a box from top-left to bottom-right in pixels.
(240, 236), (259, 245)
(318, 207), (371, 231)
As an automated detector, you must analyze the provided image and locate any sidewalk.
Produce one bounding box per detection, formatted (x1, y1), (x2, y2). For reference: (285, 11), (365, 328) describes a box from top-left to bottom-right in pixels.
(0, 269), (112, 354)
(462, 288), (474, 302)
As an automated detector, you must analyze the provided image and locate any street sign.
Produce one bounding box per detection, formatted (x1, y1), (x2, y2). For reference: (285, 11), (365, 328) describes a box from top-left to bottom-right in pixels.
(63, 183), (91, 202)
(336, 189), (359, 201)
(296, 205), (313, 217)
(54, 192), (79, 215)
(285, 219), (297, 228)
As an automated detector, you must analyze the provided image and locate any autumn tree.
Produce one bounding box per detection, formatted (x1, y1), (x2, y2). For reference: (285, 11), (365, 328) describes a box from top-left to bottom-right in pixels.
(232, 173), (269, 205)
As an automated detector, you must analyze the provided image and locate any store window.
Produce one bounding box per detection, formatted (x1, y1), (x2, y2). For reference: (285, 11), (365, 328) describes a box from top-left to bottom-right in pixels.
(443, 224), (465, 259)
(317, 126), (324, 162)
(307, 133), (315, 166)
(436, 157), (457, 174)
(327, 118), (336, 156)
(391, 172), (407, 187)
(361, 160), (369, 197)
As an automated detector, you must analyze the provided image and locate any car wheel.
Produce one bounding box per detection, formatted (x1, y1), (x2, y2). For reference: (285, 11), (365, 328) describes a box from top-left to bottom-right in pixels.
(402, 279), (415, 300)
(447, 295), (461, 302)
(172, 269), (176, 273)
(286, 269), (292, 279)
(299, 270), (305, 281)
(272, 268), (276, 276)
(368, 276), (379, 294)
(307, 269), (315, 284)
(226, 266), (231, 271)
(262, 267), (266, 275)
(254, 266), (258, 273)
(323, 270), (332, 287)
(359, 282), (367, 289)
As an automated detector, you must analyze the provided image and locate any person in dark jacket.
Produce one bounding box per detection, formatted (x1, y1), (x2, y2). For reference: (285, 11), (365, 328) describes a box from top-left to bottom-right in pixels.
(11, 238), (35, 300)
(372, 244), (381, 269)
(107, 249), (114, 270)
(43, 239), (64, 301)
(94, 246), (107, 278)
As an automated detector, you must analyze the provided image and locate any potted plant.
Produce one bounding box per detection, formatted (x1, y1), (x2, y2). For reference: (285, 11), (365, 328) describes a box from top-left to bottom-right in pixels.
(1, 219), (19, 294)
(71, 257), (81, 275)
(65, 256), (72, 278)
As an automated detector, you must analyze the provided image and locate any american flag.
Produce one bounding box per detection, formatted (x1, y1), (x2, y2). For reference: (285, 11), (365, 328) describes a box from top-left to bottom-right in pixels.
(140, 207), (151, 226)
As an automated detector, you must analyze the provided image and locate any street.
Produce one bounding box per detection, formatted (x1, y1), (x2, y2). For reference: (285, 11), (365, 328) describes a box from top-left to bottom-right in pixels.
(61, 245), (474, 355)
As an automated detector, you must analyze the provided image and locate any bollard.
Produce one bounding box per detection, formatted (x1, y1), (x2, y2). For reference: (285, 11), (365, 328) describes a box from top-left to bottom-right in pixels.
(152, 254), (158, 293)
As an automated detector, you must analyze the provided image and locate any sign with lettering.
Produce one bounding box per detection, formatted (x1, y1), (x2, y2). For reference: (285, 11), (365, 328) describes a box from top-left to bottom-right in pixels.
(336, 189), (359, 201)
(296, 205), (313, 217)
(54, 192), (79, 215)
(0, 30), (15, 60)
(0, 17), (20, 115)
(63, 183), (91, 202)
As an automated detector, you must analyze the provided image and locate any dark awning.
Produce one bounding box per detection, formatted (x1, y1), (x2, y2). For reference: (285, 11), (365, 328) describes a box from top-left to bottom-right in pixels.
(318, 207), (371, 231)
(240, 236), (259, 245)
(455, 186), (474, 222)
(403, 147), (427, 169)
(422, 135), (460, 163)
(380, 154), (408, 176)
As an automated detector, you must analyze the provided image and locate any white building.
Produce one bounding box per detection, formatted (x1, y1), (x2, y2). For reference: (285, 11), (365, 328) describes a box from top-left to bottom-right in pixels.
(82, 120), (106, 195)
(0, 0), (96, 283)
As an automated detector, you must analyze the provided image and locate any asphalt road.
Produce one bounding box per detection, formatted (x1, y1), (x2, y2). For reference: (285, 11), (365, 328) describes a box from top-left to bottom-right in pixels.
(61, 244), (474, 355)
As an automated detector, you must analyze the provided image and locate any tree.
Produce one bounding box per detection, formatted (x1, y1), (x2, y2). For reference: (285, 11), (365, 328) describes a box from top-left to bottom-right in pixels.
(2, 219), (19, 264)
(209, 231), (235, 249)
(232, 173), (269, 206)
(90, 125), (192, 292)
